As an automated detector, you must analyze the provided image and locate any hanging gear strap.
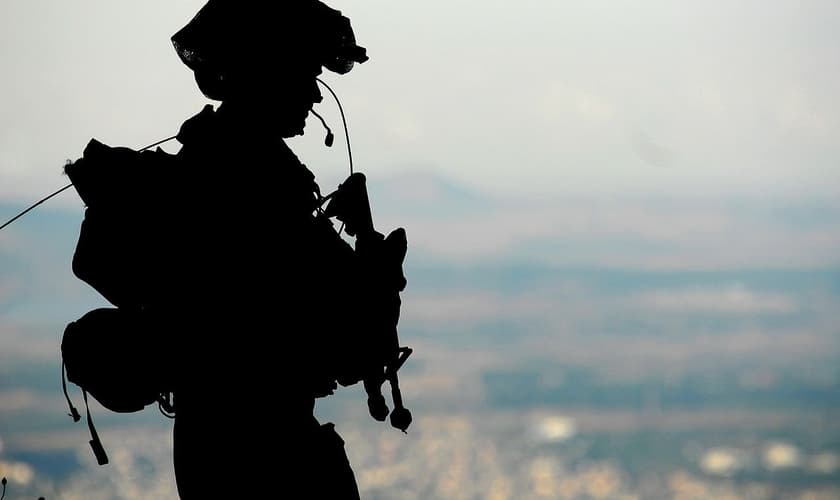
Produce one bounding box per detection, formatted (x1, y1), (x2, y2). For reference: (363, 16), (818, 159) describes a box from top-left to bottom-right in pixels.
(62, 360), (81, 422)
(83, 389), (109, 465)
(62, 360), (109, 465)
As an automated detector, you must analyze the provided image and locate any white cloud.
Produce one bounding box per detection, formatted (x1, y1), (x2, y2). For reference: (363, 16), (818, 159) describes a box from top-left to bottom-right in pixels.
(630, 284), (798, 315)
(0, 323), (59, 363)
(402, 290), (559, 326)
(0, 460), (35, 486)
(54, 427), (177, 500)
(0, 390), (41, 414)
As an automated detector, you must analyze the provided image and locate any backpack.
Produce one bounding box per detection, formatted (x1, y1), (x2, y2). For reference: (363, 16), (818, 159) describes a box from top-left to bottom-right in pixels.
(61, 141), (411, 465)
(61, 140), (179, 465)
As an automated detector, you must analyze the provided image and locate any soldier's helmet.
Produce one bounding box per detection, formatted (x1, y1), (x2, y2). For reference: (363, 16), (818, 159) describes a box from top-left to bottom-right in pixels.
(171, 0), (368, 100)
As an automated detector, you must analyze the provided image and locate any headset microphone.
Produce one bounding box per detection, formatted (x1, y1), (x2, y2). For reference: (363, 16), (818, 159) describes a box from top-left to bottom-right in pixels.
(310, 109), (335, 147)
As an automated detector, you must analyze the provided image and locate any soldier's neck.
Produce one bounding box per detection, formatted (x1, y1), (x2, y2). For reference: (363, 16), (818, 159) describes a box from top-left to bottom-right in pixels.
(216, 102), (302, 141)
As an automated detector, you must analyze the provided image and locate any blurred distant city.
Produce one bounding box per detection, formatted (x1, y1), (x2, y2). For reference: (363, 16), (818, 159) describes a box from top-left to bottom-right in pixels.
(1, 173), (838, 499)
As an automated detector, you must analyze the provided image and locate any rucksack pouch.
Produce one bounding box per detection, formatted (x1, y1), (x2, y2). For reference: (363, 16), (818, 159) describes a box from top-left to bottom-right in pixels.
(62, 308), (167, 413)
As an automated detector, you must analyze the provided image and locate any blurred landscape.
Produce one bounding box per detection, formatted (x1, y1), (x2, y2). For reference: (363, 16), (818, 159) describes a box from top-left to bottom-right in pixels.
(1, 172), (839, 499)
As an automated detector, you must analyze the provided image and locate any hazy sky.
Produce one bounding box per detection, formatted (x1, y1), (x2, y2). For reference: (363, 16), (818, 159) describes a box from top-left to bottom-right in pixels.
(1, 0), (838, 204)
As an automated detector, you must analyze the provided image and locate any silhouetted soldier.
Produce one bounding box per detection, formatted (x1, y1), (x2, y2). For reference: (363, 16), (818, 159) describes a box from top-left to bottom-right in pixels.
(61, 1), (410, 498)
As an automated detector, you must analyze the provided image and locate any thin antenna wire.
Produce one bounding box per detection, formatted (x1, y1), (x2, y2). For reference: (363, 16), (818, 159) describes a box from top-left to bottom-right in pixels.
(4, 83), (351, 235)
(0, 135), (177, 233)
(0, 184), (74, 232)
(140, 135), (179, 152)
(316, 77), (354, 175)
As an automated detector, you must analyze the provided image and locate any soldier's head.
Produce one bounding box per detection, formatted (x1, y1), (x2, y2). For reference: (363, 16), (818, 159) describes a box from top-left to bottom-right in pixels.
(171, 0), (367, 137)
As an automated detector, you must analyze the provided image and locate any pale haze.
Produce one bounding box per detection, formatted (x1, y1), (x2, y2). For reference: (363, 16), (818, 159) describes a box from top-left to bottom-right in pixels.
(1, 0), (839, 203)
(1, 2), (840, 498)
